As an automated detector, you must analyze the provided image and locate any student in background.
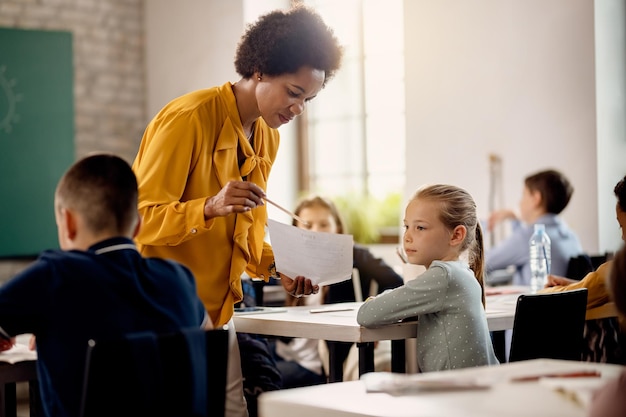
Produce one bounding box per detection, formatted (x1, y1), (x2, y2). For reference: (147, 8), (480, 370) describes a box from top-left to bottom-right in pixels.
(0, 154), (210, 417)
(539, 174), (626, 363)
(131, 6), (342, 415)
(294, 196), (404, 304)
(588, 243), (626, 417)
(358, 185), (499, 372)
(486, 169), (583, 286)
(274, 195), (404, 387)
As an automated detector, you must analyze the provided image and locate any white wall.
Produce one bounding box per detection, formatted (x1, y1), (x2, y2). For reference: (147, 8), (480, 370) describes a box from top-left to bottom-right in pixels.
(144, 0), (625, 253)
(403, 0), (602, 253)
(144, 0), (243, 119)
(143, 0), (297, 222)
(595, 0), (626, 253)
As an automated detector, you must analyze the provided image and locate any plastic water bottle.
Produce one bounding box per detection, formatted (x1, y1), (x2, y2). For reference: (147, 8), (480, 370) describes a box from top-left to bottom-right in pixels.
(529, 223), (551, 293)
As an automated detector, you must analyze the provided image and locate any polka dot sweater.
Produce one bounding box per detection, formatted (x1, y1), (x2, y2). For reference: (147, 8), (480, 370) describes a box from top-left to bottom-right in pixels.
(357, 260), (499, 372)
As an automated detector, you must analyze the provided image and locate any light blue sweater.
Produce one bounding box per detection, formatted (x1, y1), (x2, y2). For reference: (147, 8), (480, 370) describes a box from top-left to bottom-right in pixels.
(357, 260), (499, 372)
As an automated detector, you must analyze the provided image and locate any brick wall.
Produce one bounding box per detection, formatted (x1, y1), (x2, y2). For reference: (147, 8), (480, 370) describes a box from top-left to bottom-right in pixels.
(0, 0), (146, 281)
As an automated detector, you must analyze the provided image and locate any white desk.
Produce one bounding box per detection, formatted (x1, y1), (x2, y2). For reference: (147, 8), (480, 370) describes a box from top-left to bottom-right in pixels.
(234, 292), (521, 381)
(258, 359), (625, 417)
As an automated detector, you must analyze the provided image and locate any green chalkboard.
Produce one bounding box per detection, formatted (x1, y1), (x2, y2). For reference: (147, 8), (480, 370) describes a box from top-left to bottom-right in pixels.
(0, 28), (74, 257)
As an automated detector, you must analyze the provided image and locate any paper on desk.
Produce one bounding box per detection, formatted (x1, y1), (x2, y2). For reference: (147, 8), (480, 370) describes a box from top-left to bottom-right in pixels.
(361, 372), (493, 395)
(539, 377), (606, 409)
(267, 219), (353, 286)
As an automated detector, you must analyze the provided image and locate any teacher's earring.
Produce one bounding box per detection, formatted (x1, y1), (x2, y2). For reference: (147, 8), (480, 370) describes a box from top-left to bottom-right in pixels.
(257, 74), (262, 81)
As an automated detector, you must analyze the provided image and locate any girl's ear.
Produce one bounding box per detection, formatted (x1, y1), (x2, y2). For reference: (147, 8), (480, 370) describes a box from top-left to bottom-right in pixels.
(450, 225), (467, 247)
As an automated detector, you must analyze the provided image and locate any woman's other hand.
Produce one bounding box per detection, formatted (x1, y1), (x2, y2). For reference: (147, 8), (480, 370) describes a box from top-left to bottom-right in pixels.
(280, 274), (319, 298)
(544, 274), (576, 288)
(0, 337), (14, 352)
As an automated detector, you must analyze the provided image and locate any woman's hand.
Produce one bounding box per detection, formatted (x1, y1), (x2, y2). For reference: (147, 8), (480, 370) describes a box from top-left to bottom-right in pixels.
(544, 274), (576, 288)
(204, 181), (266, 219)
(280, 274), (319, 298)
(0, 337), (14, 352)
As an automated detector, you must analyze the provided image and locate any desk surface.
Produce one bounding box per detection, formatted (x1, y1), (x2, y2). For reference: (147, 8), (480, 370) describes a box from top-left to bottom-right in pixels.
(234, 302), (417, 343)
(258, 359), (625, 417)
(233, 290), (522, 342)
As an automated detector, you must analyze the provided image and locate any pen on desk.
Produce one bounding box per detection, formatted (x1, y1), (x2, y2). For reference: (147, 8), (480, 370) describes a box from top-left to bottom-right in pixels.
(309, 307), (355, 313)
(511, 370), (601, 382)
(264, 197), (310, 226)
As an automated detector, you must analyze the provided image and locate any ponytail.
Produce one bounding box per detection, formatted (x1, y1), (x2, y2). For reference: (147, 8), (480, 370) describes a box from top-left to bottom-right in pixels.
(470, 222), (486, 308)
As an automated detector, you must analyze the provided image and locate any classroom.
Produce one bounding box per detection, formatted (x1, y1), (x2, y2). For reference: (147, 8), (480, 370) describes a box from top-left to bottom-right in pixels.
(0, 1), (625, 417)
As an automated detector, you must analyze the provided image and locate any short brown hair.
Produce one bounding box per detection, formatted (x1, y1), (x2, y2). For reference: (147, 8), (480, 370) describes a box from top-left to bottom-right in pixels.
(55, 153), (138, 234)
(524, 169), (573, 214)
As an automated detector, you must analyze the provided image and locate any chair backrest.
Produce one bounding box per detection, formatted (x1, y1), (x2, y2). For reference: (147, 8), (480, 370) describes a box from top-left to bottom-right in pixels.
(351, 267), (363, 302)
(566, 254), (594, 280)
(79, 326), (229, 417)
(509, 288), (588, 362)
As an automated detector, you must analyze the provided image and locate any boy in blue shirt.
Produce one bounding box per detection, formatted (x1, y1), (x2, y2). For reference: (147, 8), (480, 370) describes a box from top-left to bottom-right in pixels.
(486, 169), (583, 286)
(0, 154), (209, 417)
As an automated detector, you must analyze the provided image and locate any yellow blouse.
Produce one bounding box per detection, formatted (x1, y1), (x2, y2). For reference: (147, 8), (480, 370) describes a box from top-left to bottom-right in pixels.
(540, 261), (612, 309)
(132, 82), (279, 326)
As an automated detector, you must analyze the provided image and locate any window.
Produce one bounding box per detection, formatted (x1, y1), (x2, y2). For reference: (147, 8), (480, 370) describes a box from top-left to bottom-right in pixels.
(302, 0), (405, 201)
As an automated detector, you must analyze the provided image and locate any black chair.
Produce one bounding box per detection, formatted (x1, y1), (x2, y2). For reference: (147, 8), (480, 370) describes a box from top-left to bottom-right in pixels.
(566, 254), (594, 281)
(509, 288), (588, 362)
(79, 326), (229, 417)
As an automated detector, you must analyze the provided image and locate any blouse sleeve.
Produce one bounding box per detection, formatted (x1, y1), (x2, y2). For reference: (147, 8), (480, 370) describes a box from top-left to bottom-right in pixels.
(357, 264), (449, 328)
(133, 110), (216, 247)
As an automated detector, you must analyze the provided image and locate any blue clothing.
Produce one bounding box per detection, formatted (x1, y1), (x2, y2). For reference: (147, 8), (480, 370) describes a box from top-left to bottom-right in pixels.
(357, 260), (499, 372)
(486, 214), (583, 286)
(0, 237), (207, 417)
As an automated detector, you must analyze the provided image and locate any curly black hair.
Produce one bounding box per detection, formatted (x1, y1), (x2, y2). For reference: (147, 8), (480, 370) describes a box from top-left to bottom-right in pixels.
(615, 175), (626, 212)
(234, 5), (342, 86)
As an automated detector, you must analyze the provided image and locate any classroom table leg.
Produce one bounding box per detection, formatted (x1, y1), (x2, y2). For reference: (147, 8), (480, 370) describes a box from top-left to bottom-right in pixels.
(0, 382), (17, 417)
(327, 342), (344, 383)
(28, 380), (41, 417)
(357, 342), (375, 377)
(391, 339), (406, 373)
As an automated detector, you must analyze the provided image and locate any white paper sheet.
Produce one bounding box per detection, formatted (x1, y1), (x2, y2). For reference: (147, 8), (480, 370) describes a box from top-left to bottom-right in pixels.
(0, 343), (37, 364)
(267, 219), (353, 286)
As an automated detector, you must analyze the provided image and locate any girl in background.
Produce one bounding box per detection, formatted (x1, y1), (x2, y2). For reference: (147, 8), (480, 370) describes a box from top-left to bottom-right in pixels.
(357, 184), (499, 372)
(274, 195), (404, 387)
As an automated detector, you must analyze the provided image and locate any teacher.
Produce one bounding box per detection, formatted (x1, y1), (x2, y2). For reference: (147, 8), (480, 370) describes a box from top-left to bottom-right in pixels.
(132, 5), (342, 417)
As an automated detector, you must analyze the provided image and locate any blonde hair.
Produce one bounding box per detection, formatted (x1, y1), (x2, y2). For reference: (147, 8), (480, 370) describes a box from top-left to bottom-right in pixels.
(412, 184), (486, 306)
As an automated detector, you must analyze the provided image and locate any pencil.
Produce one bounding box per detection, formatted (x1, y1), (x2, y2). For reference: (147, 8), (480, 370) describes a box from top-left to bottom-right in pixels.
(264, 197), (310, 226)
(511, 370), (601, 382)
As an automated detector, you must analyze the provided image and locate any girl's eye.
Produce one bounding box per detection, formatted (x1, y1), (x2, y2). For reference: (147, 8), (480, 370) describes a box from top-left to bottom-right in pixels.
(287, 89), (299, 98)
(402, 225), (408, 231)
(416, 226), (426, 231)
